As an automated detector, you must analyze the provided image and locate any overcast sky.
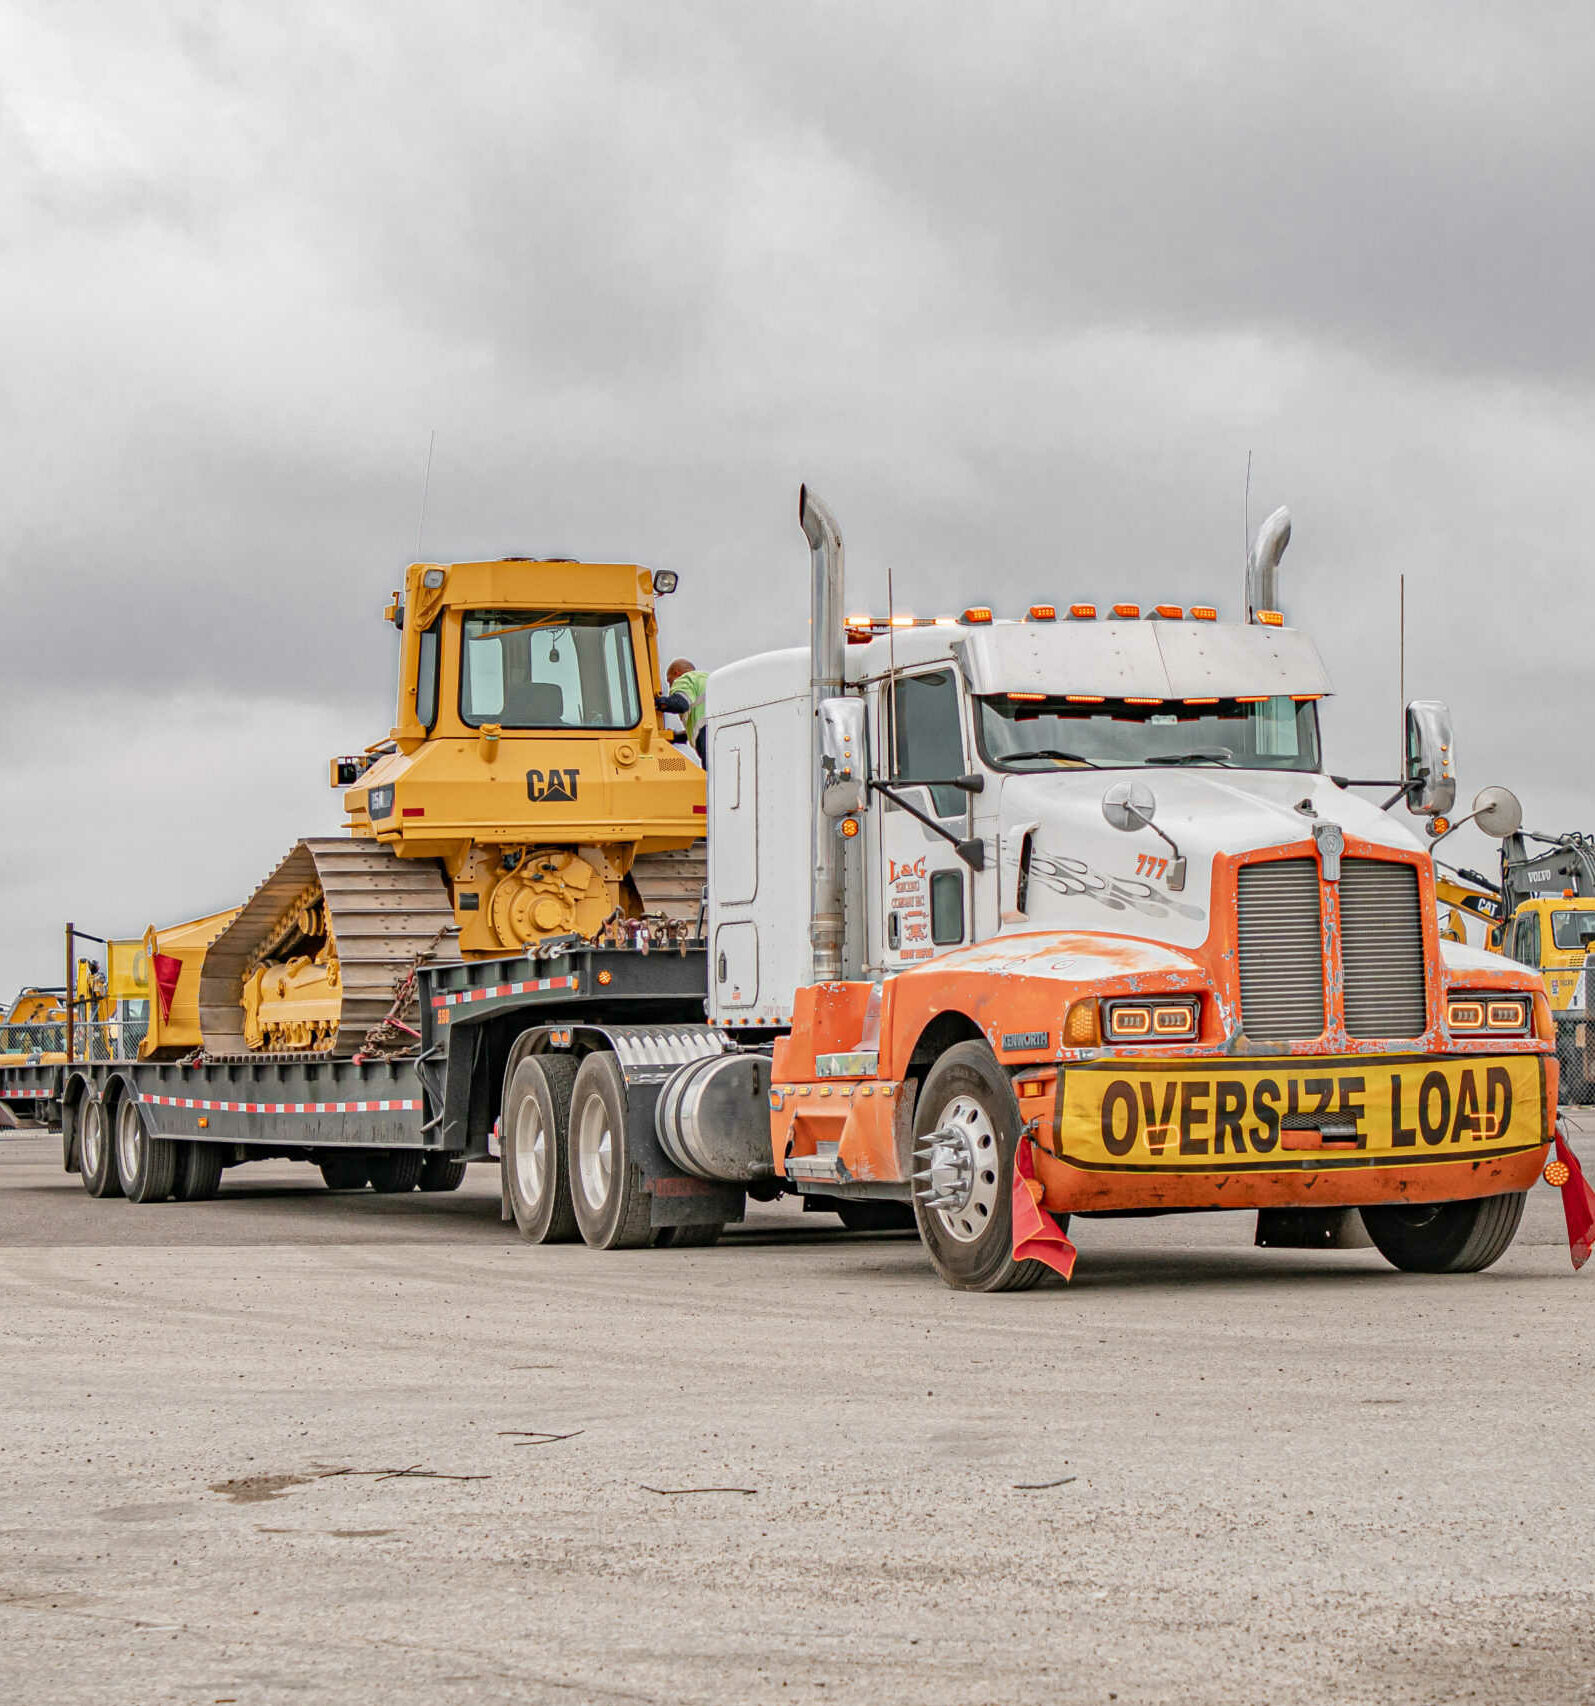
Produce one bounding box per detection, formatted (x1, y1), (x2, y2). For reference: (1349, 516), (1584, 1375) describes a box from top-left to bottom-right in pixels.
(3, 1), (1592, 988)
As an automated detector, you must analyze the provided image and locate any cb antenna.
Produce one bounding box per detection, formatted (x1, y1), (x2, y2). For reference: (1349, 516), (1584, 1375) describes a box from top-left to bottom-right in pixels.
(416, 428), (436, 561)
(1243, 448), (1253, 567)
(887, 563), (899, 778)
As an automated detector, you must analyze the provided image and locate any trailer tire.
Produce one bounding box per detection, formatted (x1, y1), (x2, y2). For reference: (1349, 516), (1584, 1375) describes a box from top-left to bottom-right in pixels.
(79, 1098), (122, 1199)
(1360, 1191), (1527, 1274)
(115, 1095), (178, 1204)
(319, 1153), (371, 1191)
(503, 1055), (580, 1243)
(418, 1154), (468, 1193)
(367, 1151), (423, 1194)
(569, 1052), (652, 1251)
(174, 1141), (225, 1202)
(911, 1041), (1048, 1293)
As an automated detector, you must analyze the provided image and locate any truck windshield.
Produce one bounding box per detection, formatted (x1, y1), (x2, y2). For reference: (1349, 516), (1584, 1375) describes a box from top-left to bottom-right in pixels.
(976, 694), (1321, 772)
(460, 610), (641, 730)
(1550, 910), (1595, 951)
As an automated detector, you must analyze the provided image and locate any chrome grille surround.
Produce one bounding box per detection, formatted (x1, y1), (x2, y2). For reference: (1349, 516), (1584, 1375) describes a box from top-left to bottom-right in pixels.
(1236, 859), (1325, 1041)
(1339, 858), (1427, 1039)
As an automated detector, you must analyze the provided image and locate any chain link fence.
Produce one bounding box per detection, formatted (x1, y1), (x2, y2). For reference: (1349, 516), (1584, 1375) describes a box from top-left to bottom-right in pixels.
(0, 1011), (149, 1064)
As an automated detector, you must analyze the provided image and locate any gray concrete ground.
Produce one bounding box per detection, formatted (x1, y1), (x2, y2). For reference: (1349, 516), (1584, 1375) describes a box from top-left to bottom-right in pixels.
(2, 1122), (1593, 1706)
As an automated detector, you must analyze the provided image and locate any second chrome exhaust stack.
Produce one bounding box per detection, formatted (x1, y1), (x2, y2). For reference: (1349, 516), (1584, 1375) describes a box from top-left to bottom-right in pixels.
(800, 484), (846, 984)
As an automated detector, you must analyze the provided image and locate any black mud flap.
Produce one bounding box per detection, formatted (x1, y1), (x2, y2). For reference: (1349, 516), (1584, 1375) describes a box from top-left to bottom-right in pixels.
(1256, 1207), (1373, 1250)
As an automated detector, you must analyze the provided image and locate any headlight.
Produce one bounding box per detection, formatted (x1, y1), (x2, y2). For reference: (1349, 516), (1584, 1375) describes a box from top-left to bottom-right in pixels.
(1103, 998), (1199, 1042)
(367, 784), (395, 820)
(1447, 993), (1529, 1035)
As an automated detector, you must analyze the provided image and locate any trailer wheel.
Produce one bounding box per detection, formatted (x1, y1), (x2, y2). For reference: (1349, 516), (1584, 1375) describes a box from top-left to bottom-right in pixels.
(418, 1154), (468, 1193)
(1360, 1192), (1527, 1274)
(115, 1096), (178, 1204)
(174, 1141), (225, 1202)
(911, 1042), (1048, 1293)
(569, 1052), (652, 1250)
(79, 1098), (122, 1199)
(367, 1151), (423, 1194)
(319, 1153), (371, 1191)
(503, 1055), (580, 1243)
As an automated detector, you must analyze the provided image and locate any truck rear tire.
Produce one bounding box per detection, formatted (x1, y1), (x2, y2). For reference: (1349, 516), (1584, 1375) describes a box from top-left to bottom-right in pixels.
(115, 1096), (178, 1204)
(319, 1153), (370, 1191)
(503, 1055), (580, 1243)
(174, 1141), (225, 1202)
(911, 1042), (1048, 1293)
(569, 1051), (653, 1251)
(79, 1099), (122, 1199)
(367, 1151), (423, 1194)
(1360, 1192), (1527, 1273)
(419, 1154), (468, 1192)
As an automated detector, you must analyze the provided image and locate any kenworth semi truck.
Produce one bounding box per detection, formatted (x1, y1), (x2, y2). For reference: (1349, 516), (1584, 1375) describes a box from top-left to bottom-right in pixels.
(2, 489), (1576, 1288)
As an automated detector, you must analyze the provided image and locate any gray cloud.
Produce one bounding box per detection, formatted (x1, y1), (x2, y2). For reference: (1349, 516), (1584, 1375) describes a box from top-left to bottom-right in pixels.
(2, 0), (1593, 982)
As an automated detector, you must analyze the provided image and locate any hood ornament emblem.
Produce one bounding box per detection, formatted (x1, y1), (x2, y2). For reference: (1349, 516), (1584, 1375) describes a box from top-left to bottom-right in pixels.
(1313, 820), (1345, 882)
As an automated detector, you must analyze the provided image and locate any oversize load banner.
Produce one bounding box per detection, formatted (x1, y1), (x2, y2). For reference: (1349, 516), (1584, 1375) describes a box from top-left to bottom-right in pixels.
(1055, 1055), (1547, 1172)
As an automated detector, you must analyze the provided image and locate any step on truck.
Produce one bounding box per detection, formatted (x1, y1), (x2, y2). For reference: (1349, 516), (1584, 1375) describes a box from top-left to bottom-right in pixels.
(3, 488), (1576, 1288)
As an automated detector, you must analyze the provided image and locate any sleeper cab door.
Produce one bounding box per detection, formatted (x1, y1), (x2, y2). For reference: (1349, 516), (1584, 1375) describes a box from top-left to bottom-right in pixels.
(710, 719), (759, 1013)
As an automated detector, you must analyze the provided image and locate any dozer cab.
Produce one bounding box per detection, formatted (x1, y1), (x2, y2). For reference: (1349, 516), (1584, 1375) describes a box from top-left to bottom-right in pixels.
(197, 558), (705, 1054)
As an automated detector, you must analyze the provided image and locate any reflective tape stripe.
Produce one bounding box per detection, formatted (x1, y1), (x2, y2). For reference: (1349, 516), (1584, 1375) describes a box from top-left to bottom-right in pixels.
(137, 1095), (421, 1115)
(2, 1087), (52, 1099)
(430, 974), (577, 1011)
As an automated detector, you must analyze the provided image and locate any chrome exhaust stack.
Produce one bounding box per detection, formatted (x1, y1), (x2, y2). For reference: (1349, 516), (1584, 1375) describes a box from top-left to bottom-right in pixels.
(1245, 505), (1293, 623)
(800, 484), (846, 983)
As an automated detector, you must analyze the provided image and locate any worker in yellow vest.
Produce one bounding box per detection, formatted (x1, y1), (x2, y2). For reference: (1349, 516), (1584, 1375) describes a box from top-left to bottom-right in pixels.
(655, 657), (708, 765)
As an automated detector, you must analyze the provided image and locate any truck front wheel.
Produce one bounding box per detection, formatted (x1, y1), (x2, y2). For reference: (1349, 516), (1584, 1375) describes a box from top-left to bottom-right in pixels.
(1360, 1192), (1526, 1273)
(911, 1041), (1048, 1293)
(503, 1055), (579, 1243)
(568, 1052), (653, 1251)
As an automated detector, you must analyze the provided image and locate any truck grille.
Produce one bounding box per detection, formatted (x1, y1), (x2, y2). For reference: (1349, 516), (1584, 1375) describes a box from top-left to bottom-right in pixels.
(1236, 860), (1325, 1041)
(1339, 859), (1427, 1038)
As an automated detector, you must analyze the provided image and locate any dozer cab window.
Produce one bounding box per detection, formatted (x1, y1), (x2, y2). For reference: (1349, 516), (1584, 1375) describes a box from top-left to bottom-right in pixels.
(1551, 910), (1595, 951)
(416, 622), (441, 730)
(460, 610), (641, 731)
(975, 693), (1320, 773)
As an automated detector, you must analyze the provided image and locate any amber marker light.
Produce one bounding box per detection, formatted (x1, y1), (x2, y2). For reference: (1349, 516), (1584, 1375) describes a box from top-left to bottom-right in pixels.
(1016, 1075), (1055, 1101)
(839, 816), (861, 839)
(1190, 605), (1218, 621)
(962, 606), (994, 624)
(1028, 604), (1058, 621)
(1257, 609), (1285, 626)
(1062, 998), (1101, 1046)
(1546, 1158), (1572, 1188)
(1153, 604), (1183, 619)
(1008, 691), (1047, 702)
(890, 613), (915, 627)
(1068, 604), (1098, 619)
(597, 969), (613, 985)
(1184, 697), (1218, 705)
(1111, 603), (1140, 619)
(1125, 696), (1163, 706)
(1066, 694), (1105, 704)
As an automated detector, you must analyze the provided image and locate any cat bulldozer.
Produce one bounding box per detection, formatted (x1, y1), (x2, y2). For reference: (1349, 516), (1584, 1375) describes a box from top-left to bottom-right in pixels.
(196, 557), (705, 1055)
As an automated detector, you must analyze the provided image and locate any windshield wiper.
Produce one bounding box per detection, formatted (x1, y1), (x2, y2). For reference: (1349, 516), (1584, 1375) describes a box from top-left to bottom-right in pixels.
(1144, 749), (1236, 767)
(1006, 748), (1103, 769)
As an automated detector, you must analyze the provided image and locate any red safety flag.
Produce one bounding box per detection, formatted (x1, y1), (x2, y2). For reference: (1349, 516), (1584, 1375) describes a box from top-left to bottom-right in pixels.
(1011, 1139), (1078, 1281)
(1551, 1124), (1595, 1272)
(152, 954), (182, 1025)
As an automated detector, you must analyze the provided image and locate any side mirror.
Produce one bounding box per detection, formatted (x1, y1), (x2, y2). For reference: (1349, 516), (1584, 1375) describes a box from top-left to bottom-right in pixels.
(1404, 700), (1456, 817)
(818, 697), (868, 819)
(1102, 781), (1186, 891)
(1471, 785), (1523, 839)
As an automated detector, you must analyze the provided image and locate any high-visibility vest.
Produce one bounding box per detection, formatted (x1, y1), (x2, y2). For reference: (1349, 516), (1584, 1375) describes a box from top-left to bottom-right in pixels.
(674, 670), (708, 740)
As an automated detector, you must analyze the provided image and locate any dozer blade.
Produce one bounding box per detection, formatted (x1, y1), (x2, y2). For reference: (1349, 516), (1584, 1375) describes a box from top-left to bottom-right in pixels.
(198, 839), (458, 1056)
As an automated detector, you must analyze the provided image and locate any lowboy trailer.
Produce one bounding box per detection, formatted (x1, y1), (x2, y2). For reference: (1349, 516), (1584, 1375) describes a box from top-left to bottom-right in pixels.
(5, 487), (1589, 1287)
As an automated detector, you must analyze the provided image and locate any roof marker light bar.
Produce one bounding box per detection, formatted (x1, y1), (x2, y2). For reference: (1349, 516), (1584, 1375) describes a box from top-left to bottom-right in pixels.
(1068, 604), (1097, 620)
(1111, 603), (1140, 619)
(890, 613), (915, 627)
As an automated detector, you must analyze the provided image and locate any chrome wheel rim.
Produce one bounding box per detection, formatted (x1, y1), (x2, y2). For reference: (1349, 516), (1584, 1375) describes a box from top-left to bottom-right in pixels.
(574, 1093), (614, 1209)
(931, 1095), (1001, 1244)
(81, 1103), (104, 1177)
(513, 1089), (548, 1206)
(116, 1099), (143, 1185)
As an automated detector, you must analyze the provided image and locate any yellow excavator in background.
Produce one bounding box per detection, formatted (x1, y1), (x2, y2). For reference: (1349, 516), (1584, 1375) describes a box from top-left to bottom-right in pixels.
(194, 557), (706, 1055)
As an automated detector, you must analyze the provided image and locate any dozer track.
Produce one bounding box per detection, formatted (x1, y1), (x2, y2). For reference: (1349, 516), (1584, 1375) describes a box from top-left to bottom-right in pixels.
(198, 839), (458, 1056)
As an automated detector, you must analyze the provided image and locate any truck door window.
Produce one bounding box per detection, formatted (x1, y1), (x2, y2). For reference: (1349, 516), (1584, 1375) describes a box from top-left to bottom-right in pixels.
(930, 870), (965, 944)
(888, 670), (966, 818)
